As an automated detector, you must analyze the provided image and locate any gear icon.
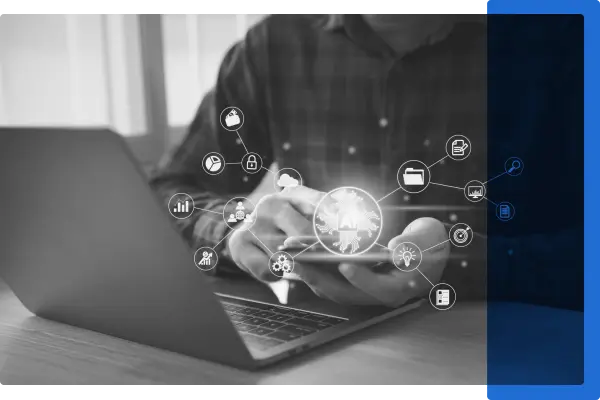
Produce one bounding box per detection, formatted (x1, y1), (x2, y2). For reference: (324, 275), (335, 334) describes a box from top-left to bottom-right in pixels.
(271, 254), (293, 274)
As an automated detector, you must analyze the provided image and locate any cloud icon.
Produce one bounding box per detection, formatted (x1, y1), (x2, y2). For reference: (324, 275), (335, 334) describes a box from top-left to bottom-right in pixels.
(277, 173), (299, 188)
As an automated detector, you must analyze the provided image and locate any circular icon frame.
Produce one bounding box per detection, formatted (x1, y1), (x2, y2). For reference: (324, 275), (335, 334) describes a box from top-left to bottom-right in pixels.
(274, 167), (303, 191)
(194, 247), (218, 271)
(463, 179), (486, 203)
(504, 157), (524, 176)
(168, 193), (195, 220)
(429, 283), (457, 311)
(219, 106), (245, 132)
(496, 201), (516, 222)
(223, 197), (256, 231)
(448, 223), (474, 248)
(313, 186), (383, 256)
(241, 152), (263, 174)
(202, 152), (226, 176)
(269, 251), (295, 278)
(397, 160), (431, 194)
(392, 241), (423, 272)
(445, 134), (472, 161)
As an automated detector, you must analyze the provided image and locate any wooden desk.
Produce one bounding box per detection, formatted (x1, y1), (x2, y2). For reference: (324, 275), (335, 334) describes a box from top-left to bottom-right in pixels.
(0, 278), (486, 384)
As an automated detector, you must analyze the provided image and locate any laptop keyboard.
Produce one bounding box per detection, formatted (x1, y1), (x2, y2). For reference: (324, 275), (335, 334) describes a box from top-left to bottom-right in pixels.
(220, 300), (347, 351)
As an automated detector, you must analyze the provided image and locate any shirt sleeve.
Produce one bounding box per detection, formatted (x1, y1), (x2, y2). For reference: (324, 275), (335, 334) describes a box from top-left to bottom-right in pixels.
(149, 22), (273, 267)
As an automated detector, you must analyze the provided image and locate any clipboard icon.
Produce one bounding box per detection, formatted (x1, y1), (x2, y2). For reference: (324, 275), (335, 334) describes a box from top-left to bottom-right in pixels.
(403, 168), (425, 185)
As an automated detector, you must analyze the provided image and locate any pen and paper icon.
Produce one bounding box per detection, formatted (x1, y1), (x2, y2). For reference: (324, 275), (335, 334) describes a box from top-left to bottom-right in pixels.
(451, 139), (469, 157)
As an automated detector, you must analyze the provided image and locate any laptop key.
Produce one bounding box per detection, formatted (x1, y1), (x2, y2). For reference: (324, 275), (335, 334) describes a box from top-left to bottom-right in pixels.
(229, 314), (252, 323)
(249, 327), (275, 336)
(245, 317), (268, 326)
(267, 330), (303, 342)
(266, 306), (295, 315)
(321, 317), (346, 325)
(278, 324), (315, 336)
(237, 308), (261, 316)
(291, 310), (311, 318)
(235, 323), (255, 332)
(253, 311), (277, 319)
(267, 314), (292, 322)
(262, 321), (285, 330)
(286, 318), (331, 331)
(222, 303), (244, 312)
(303, 314), (328, 322)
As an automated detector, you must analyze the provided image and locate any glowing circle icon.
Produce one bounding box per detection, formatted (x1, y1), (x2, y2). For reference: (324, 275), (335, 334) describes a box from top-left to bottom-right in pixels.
(392, 242), (423, 272)
(313, 187), (382, 256)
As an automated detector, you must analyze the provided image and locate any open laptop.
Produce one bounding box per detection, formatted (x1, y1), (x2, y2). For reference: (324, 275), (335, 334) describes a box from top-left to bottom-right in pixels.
(0, 128), (421, 369)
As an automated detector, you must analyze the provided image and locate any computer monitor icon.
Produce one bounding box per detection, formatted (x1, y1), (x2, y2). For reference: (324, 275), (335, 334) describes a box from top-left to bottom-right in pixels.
(467, 185), (484, 199)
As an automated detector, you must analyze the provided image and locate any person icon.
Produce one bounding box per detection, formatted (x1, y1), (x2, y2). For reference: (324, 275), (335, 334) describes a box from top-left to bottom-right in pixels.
(236, 201), (245, 210)
(227, 213), (237, 223)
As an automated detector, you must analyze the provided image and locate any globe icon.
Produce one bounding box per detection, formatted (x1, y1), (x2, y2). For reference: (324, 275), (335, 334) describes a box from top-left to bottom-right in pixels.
(204, 155), (223, 173)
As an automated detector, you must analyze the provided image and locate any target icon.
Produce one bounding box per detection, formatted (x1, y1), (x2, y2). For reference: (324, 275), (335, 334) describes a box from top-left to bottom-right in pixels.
(449, 223), (473, 247)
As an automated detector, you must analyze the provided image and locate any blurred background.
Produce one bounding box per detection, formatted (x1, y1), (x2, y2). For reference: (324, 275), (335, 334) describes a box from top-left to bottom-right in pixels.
(0, 14), (265, 166)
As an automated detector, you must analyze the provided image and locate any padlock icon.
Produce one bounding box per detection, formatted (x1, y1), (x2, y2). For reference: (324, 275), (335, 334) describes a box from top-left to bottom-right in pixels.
(246, 155), (258, 170)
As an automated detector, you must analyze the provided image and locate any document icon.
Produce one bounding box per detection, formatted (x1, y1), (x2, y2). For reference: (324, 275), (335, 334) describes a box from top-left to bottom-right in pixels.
(436, 289), (450, 306)
(403, 168), (425, 186)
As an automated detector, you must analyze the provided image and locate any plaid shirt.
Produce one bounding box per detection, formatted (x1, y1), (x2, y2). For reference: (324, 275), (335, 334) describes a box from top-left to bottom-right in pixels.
(150, 15), (487, 295)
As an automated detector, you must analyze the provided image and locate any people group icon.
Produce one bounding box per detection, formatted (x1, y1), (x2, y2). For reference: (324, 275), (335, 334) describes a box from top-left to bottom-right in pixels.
(227, 201), (252, 223)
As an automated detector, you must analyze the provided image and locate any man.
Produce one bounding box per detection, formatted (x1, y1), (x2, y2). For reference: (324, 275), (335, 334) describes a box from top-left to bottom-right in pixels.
(150, 14), (488, 307)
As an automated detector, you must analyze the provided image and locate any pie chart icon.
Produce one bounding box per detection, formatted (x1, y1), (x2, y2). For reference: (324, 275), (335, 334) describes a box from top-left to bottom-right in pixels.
(202, 152), (225, 175)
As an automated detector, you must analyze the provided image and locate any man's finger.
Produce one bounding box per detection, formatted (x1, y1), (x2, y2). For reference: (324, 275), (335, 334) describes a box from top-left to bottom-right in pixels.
(275, 202), (314, 237)
(279, 185), (324, 216)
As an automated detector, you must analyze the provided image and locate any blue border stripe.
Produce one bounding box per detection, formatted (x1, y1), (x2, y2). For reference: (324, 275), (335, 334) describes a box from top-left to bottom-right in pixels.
(487, 0), (599, 399)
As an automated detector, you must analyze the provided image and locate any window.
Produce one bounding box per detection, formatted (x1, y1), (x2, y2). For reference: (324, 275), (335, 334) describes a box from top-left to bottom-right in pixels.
(0, 14), (264, 163)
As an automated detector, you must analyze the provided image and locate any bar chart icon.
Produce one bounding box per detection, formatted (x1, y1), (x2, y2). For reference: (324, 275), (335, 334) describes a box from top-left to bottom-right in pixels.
(168, 193), (194, 219)
(173, 200), (190, 214)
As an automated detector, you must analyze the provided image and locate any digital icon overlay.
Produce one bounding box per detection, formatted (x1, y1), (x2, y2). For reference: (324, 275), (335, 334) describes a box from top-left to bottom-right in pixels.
(449, 223), (474, 247)
(274, 168), (303, 191)
(429, 283), (457, 311)
(505, 157), (524, 176)
(314, 187), (382, 255)
(241, 152), (263, 174)
(269, 251), (295, 278)
(496, 201), (515, 222)
(397, 160), (431, 194)
(464, 180), (486, 203)
(392, 242), (423, 272)
(168, 193), (195, 220)
(202, 152), (226, 175)
(223, 197), (256, 230)
(171, 112), (525, 312)
(194, 247), (218, 271)
(446, 134), (472, 161)
(219, 106), (245, 131)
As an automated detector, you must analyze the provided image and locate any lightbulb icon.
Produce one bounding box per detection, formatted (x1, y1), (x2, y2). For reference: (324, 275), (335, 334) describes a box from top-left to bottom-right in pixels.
(392, 242), (422, 272)
(400, 246), (417, 267)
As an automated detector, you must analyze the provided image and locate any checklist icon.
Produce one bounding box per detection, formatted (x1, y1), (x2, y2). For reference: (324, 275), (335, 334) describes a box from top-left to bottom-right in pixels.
(436, 289), (450, 306)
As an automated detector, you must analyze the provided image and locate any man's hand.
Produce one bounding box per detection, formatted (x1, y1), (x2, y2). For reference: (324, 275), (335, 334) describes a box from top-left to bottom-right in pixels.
(227, 186), (323, 281)
(295, 217), (450, 307)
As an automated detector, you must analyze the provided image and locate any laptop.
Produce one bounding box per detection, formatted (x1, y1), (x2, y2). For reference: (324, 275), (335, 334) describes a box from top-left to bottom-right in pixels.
(0, 128), (422, 369)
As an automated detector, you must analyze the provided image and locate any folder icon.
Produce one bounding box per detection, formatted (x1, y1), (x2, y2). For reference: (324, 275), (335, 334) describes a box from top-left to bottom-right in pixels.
(403, 168), (425, 185)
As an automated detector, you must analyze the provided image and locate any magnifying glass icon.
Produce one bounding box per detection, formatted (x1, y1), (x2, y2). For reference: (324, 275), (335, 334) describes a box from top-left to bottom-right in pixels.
(508, 160), (521, 174)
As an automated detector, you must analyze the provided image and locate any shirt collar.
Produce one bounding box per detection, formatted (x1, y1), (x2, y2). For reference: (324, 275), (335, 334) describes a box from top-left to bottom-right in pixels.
(323, 14), (486, 58)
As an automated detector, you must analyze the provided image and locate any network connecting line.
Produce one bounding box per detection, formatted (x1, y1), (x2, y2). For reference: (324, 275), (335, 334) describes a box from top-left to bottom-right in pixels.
(169, 108), (522, 310)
